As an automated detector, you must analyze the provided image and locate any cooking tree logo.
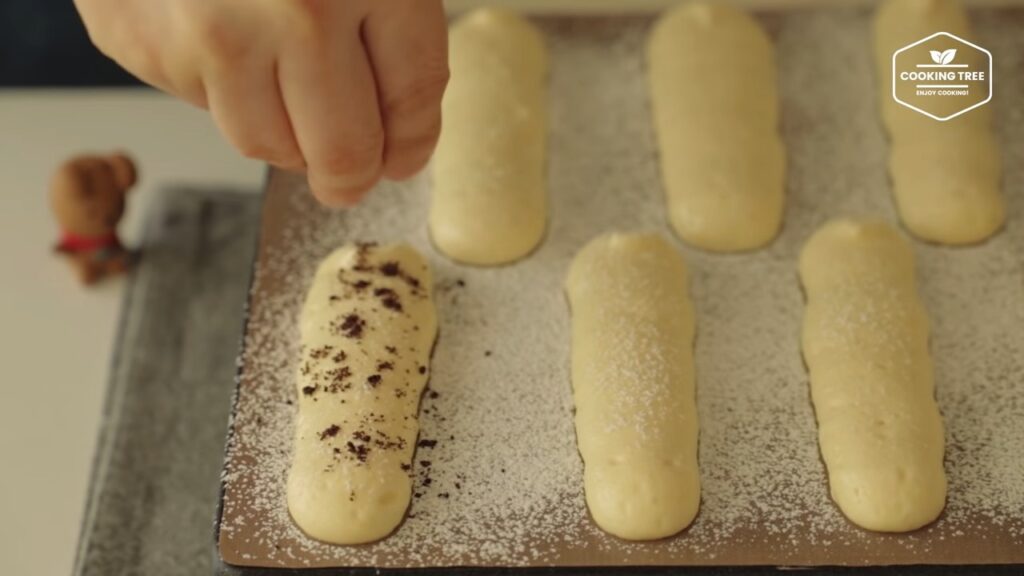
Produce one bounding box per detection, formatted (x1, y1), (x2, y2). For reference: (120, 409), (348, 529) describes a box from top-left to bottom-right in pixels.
(930, 48), (957, 65)
(892, 31), (992, 121)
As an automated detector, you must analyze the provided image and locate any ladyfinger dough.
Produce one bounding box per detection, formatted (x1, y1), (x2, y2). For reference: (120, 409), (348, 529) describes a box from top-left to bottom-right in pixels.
(800, 220), (946, 533)
(430, 8), (548, 266)
(287, 243), (438, 545)
(566, 232), (700, 540)
(873, 0), (990, 135)
(873, 0), (1005, 245)
(648, 3), (785, 252)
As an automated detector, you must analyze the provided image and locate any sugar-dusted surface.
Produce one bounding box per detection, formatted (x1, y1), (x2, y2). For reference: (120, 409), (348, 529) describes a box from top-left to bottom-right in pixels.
(220, 8), (1024, 569)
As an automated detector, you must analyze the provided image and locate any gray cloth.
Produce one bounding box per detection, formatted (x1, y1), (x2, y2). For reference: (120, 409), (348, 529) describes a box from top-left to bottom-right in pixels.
(73, 188), (260, 576)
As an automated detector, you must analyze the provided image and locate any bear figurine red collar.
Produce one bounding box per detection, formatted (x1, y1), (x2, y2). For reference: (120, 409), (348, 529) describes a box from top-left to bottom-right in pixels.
(50, 153), (137, 285)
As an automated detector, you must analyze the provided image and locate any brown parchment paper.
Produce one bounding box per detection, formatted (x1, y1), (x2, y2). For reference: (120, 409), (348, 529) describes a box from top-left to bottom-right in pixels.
(219, 7), (1024, 570)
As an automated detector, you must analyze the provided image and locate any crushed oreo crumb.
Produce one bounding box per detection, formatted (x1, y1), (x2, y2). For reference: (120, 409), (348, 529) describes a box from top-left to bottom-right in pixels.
(309, 345), (333, 360)
(346, 441), (370, 463)
(319, 424), (341, 440)
(336, 314), (366, 339)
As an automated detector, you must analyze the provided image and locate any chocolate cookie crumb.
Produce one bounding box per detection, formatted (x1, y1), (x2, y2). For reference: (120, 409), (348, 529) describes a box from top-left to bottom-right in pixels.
(302, 385), (317, 396)
(367, 374), (382, 387)
(319, 424), (341, 440)
(418, 439), (437, 449)
(309, 345), (333, 360)
(377, 361), (394, 371)
(418, 366), (427, 375)
(373, 287), (403, 312)
(336, 314), (366, 339)
(327, 366), (352, 382)
(346, 441), (370, 462)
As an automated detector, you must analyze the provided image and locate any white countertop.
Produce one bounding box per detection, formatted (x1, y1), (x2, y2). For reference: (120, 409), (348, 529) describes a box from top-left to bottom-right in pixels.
(0, 89), (264, 575)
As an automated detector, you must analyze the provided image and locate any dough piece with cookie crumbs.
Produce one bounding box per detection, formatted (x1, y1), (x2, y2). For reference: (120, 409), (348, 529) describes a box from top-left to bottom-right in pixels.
(873, 0), (1005, 245)
(800, 220), (946, 533)
(565, 232), (700, 540)
(286, 243), (438, 545)
(430, 7), (548, 266)
(648, 3), (785, 252)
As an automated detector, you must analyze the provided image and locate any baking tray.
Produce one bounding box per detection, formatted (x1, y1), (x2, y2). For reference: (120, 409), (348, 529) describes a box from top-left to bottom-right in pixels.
(215, 6), (1024, 575)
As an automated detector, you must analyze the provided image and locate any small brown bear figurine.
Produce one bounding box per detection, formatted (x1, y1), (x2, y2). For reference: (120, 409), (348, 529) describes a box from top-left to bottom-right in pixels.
(51, 153), (137, 285)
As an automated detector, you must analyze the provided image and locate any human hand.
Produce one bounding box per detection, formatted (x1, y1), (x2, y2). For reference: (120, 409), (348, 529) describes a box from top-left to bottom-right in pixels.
(74, 0), (449, 206)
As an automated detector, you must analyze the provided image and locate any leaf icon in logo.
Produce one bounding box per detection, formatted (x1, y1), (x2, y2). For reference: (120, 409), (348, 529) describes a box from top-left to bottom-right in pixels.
(930, 50), (944, 64)
(940, 48), (957, 64)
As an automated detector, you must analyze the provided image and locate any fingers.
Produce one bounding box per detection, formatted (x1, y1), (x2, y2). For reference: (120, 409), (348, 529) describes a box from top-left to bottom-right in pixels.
(204, 57), (305, 170)
(278, 6), (385, 206)
(363, 0), (449, 180)
(75, 0), (170, 93)
(75, 0), (208, 107)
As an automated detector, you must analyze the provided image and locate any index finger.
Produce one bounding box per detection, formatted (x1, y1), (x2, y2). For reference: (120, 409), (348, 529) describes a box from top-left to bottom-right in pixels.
(278, 6), (385, 206)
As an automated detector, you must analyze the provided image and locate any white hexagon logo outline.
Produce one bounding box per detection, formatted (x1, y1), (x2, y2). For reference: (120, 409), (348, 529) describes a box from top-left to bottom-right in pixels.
(891, 31), (993, 122)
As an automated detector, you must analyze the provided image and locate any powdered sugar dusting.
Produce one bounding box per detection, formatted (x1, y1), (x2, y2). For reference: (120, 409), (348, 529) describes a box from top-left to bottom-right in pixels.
(220, 8), (1024, 569)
